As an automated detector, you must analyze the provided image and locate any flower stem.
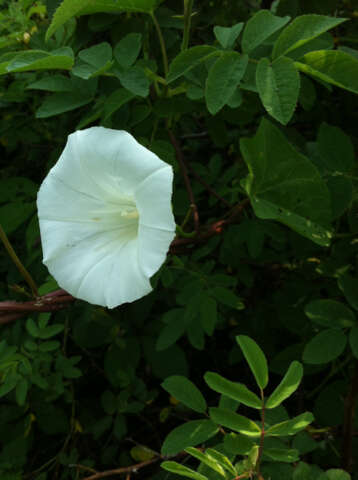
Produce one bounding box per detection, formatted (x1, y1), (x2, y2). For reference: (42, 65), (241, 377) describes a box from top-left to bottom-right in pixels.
(0, 223), (39, 298)
(256, 389), (266, 476)
(182, 0), (194, 51)
(150, 12), (169, 77)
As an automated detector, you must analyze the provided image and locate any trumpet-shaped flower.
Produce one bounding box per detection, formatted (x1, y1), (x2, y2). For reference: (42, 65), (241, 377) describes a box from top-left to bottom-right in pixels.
(37, 127), (176, 308)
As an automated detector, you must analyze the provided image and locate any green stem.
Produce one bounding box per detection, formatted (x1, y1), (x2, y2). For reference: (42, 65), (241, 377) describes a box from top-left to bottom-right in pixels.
(182, 0), (194, 51)
(150, 12), (169, 77)
(256, 389), (266, 475)
(0, 223), (38, 298)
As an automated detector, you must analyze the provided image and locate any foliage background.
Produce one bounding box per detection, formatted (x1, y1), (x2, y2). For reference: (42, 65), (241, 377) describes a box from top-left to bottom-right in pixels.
(1, 0), (358, 479)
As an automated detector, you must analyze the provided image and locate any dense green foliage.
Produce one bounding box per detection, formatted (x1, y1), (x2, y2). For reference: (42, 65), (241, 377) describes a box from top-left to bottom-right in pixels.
(1, 0), (358, 479)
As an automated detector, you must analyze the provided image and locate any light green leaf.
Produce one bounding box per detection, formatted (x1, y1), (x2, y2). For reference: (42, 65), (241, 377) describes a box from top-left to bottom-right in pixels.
(256, 56), (300, 124)
(322, 470), (351, 480)
(296, 50), (358, 95)
(266, 412), (314, 436)
(161, 420), (219, 456)
(236, 335), (268, 390)
(209, 407), (261, 437)
(167, 45), (218, 83)
(46, 0), (159, 40)
(273, 15), (346, 59)
(214, 23), (244, 49)
(304, 300), (356, 328)
(204, 372), (262, 409)
(161, 461), (208, 480)
(240, 119), (332, 246)
(205, 448), (237, 476)
(185, 448), (226, 477)
(242, 10), (290, 53)
(303, 329), (347, 364)
(205, 52), (248, 115)
(266, 361), (303, 409)
(349, 326), (358, 359)
(114, 33), (142, 68)
(161, 376), (207, 414)
(5, 48), (74, 73)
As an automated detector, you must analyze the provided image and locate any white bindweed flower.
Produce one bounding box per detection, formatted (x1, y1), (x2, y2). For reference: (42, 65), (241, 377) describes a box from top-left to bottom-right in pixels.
(37, 127), (176, 309)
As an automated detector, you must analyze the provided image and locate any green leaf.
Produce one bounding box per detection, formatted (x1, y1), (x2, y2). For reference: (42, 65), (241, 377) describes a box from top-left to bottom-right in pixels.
(204, 372), (262, 409)
(161, 375), (207, 414)
(26, 318), (40, 338)
(0, 376), (18, 398)
(0, 202), (35, 235)
(200, 295), (217, 336)
(210, 287), (244, 310)
(115, 66), (149, 97)
(214, 23), (244, 49)
(240, 119), (332, 246)
(103, 88), (135, 121)
(266, 412), (314, 436)
(263, 448), (300, 462)
(266, 361), (303, 409)
(46, 0), (159, 40)
(79, 42), (112, 68)
(167, 45), (218, 83)
(317, 123), (354, 173)
(223, 433), (254, 455)
(114, 33), (142, 68)
(242, 10), (290, 53)
(236, 335), (268, 390)
(185, 448), (226, 477)
(303, 329), (347, 364)
(323, 469), (351, 480)
(36, 93), (93, 118)
(273, 15), (346, 59)
(38, 324), (64, 339)
(205, 52), (248, 115)
(209, 407), (261, 437)
(5, 48), (74, 73)
(296, 50), (358, 95)
(205, 448), (237, 476)
(304, 300), (356, 328)
(349, 326), (358, 359)
(161, 420), (219, 456)
(256, 56), (300, 125)
(338, 274), (358, 311)
(15, 378), (28, 406)
(161, 461), (208, 480)
(27, 74), (73, 92)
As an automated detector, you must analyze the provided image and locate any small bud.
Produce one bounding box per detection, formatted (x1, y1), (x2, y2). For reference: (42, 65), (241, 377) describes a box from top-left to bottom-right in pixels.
(23, 32), (31, 44)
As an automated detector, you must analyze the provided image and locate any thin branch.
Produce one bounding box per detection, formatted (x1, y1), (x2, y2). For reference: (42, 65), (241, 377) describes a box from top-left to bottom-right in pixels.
(0, 223), (38, 298)
(167, 129), (200, 232)
(82, 457), (159, 480)
(170, 198), (249, 253)
(150, 13), (168, 77)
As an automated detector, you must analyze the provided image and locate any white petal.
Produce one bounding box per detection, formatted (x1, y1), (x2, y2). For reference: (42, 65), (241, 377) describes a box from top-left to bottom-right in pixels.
(43, 229), (150, 308)
(135, 167), (176, 230)
(137, 224), (176, 277)
(50, 127), (167, 200)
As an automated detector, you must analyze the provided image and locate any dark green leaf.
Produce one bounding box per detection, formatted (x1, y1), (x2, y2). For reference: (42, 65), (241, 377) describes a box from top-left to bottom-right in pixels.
(161, 420), (219, 456)
(303, 329), (347, 364)
(214, 23), (244, 49)
(209, 407), (261, 437)
(204, 372), (262, 409)
(236, 335), (268, 389)
(161, 376), (207, 413)
(242, 10), (290, 53)
(266, 412), (314, 436)
(256, 56), (300, 125)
